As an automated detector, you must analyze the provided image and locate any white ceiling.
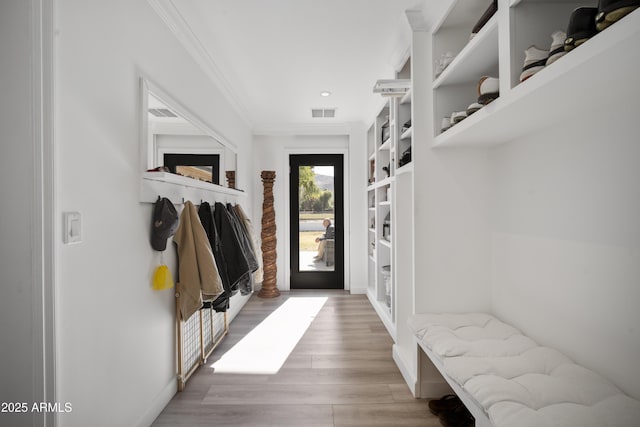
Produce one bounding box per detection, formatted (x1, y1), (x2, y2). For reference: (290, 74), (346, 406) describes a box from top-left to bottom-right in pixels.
(160, 0), (428, 133)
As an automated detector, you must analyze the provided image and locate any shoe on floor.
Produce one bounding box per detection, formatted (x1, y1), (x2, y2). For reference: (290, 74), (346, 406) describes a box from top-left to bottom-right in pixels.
(428, 394), (462, 416)
(438, 405), (474, 427)
(595, 0), (640, 30)
(564, 7), (599, 51)
(520, 45), (548, 82)
(477, 76), (499, 104)
(546, 30), (568, 65)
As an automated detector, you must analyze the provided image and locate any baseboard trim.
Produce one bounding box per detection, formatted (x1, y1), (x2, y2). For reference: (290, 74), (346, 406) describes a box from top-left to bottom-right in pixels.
(366, 289), (397, 340)
(227, 291), (251, 324)
(349, 286), (367, 295)
(393, 344), (418, 397)
(135, 378), (177, 427)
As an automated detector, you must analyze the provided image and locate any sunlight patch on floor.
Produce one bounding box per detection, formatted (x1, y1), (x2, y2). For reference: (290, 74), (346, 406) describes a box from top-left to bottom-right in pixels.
(210, 297), (328, 374)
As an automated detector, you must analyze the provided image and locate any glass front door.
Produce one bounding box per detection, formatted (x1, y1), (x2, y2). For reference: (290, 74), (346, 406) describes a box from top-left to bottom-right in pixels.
(289, 154), (344, 289)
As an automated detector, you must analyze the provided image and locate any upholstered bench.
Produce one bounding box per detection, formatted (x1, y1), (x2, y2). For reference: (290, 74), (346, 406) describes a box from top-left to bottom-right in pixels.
(409, 313), (640, 427)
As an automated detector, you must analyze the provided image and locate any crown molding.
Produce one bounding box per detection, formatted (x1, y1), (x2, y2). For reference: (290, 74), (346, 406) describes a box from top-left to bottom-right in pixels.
(388, 19), (412, 73)
(390, 42), (412, 74)
(147, 0), (254, 129)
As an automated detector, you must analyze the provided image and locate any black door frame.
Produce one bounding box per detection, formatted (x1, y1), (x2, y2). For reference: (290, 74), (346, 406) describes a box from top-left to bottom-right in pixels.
(289, 154), (344, 289)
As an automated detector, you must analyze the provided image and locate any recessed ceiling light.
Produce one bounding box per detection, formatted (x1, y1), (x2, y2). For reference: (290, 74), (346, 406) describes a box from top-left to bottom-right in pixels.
(320, 91), (331, 97)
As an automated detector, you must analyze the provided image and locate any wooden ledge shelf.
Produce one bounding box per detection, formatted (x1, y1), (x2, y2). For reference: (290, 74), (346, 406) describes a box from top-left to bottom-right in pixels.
(141, 171), (247, 204)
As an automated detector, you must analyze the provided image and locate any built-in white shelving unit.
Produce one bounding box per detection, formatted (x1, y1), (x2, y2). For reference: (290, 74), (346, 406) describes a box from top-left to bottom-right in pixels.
(400, 88), (412, 105)
(379, 239), (392, 249)
(366, 55), (413, 339)
(432, 0), (500, 139)
(395, 162), (414, 176)
(379, 138), (392, 151)
(433, 3), (640, 148)
(431, 0), (640, 147)
(432, 14), (499, 90)
(366, 100), (394, 334)
(365, 0), (640, 398)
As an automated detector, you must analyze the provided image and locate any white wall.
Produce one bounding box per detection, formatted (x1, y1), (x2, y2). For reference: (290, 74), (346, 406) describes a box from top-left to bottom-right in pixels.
(490, 107), (640, 399)
(55, 1), (252, 426)
(348, 125), (368, 294)
(411, 28), (492, 316)
(0, 2), (51, 426)
(252, 132), (367, 293)
(0, 0), (33, 402)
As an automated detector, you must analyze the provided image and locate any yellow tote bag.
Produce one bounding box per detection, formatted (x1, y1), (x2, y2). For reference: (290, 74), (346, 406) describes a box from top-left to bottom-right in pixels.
(152, 265), (174, 290)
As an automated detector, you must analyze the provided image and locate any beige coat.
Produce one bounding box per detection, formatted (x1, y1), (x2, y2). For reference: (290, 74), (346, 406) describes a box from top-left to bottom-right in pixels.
(173, 201), (223, 320)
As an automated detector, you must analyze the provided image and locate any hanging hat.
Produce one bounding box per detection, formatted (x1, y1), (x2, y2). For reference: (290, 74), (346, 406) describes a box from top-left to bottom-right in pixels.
(150, 197), (179, 251)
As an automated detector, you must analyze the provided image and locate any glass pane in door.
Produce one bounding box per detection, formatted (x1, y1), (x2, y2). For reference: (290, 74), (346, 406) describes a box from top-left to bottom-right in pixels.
(298, 165), (335, 272)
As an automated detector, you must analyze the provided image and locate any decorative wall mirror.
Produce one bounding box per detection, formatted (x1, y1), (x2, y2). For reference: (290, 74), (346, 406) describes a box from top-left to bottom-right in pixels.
(140, 78), (238, 189)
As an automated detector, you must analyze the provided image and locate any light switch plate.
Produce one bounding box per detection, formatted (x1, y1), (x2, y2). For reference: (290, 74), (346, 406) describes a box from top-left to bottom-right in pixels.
(64, 212), (82, 244)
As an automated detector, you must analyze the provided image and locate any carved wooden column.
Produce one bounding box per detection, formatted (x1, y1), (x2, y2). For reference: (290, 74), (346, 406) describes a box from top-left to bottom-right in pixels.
(225, 170), (236, 189)
(258, 171), (280, 298)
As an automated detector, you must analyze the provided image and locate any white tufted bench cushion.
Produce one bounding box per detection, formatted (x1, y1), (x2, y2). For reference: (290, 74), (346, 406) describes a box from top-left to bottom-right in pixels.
(409, 313), (640, 427)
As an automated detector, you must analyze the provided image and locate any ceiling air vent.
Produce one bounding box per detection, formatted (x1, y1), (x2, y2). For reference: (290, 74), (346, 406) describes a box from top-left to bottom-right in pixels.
(148, 108), (178, 118)
(311, 108), (336, 118)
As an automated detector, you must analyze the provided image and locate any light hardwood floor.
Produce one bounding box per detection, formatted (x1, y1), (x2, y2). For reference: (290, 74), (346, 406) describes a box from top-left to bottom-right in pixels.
(153, 290), (440, 426)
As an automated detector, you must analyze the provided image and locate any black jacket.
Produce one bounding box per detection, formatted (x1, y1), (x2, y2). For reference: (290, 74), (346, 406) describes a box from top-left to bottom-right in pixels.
(198, 202), (231, 312)
(214, 202), (251, 293)
(226, 203), (258, 295)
